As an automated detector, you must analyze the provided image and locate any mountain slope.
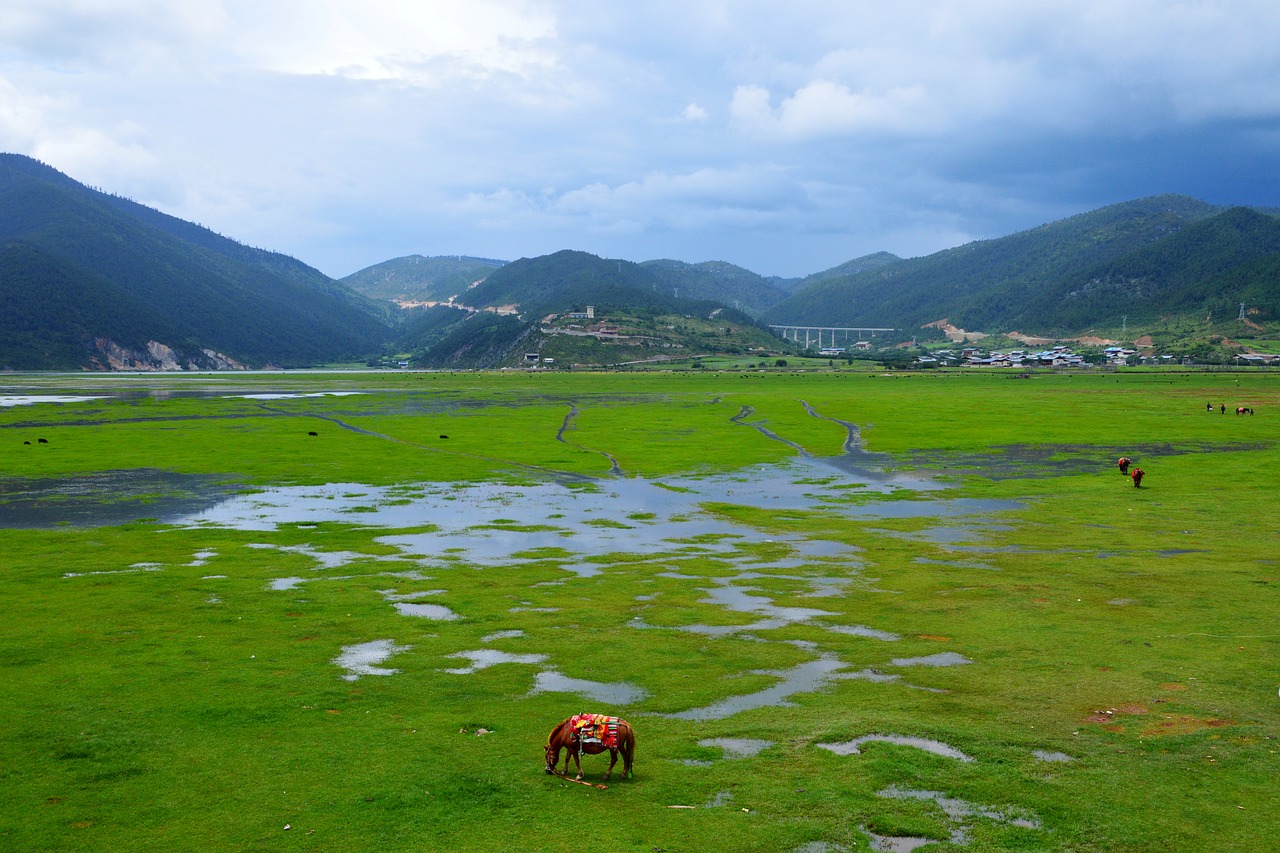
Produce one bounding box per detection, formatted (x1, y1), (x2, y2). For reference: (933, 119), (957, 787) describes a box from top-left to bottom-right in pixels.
(342, 255), (506, 304)
(638, 259), (790, 316)
(1007, 206), (1280, 331)
(766, 195), (1225, 332)
(0, 154), (390, 369)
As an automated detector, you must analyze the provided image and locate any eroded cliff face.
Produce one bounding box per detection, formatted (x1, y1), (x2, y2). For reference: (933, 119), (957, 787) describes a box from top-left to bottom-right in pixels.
(89, 339), (248, 371)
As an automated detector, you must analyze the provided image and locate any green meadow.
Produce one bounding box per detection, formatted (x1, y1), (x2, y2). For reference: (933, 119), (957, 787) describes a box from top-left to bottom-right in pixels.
(1, 368), (1277, 851)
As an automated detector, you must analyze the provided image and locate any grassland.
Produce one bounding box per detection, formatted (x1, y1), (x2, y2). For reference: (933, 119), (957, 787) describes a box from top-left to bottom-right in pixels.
(1, 368), (1277, 851)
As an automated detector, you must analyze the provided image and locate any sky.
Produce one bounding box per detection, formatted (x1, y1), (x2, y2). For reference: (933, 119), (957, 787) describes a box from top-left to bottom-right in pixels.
(3, 1), (1280, 280)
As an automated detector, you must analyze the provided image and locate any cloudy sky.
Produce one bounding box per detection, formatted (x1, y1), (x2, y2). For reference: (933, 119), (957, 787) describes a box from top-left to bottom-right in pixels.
(3, 1), (1280, 279)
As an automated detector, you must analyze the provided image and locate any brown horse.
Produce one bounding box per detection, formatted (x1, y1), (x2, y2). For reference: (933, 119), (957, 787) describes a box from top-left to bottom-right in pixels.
(544, 714), (635, 781)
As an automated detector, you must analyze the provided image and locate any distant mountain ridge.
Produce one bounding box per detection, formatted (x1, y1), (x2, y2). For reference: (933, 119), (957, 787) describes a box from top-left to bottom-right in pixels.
(6, 151), (1280, 370)
(767, 195), (1280, 333)
(342, 255), (506, 305)
(0, 153), (390, 370)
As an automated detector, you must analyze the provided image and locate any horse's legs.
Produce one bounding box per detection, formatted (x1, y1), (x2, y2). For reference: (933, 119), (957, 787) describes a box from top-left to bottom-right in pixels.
(571, 748), (583, 780)
(603, 748), (618, 781)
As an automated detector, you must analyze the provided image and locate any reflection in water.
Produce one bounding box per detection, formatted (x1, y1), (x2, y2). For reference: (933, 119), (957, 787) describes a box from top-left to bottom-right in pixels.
(668, 655), (849, 721)
(0, 395), (104, 407)
(441, 649), (547, 674)
(889, 653), (973, 668)
(819, 734), (975, 762)
(528, 670), (649, 705)
(879, 785), (1043, 830)
(698, 737), (775, 759)
(334, 639), (411, 681)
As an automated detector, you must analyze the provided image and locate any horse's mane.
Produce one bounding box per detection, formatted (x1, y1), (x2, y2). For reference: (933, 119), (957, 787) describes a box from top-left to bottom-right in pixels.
(546, 716), (572, 747)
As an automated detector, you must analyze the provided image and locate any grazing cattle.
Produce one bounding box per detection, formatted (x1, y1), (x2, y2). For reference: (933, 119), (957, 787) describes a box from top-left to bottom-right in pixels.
(1130, 468), (1145, 488)
(37, 438), (48, 444)
(439, 434), (449, 439)
(308, 431), (318, 436)
(23, 440), (30, 445)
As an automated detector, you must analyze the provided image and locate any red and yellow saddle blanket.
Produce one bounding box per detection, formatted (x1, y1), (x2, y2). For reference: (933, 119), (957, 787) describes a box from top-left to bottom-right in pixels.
(569, 713), (621, 749)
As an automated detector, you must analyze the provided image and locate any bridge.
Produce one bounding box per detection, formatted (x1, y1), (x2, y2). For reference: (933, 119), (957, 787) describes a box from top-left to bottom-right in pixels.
(768, 325), (896, 349)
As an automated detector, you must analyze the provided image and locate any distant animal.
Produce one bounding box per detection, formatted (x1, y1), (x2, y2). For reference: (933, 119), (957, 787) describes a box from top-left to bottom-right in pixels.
(1237, 407), (1254, 415)
(37, 438), (48, 444)
(23, 440), (30, 445)
(545, 714), (635, 781)
(1130, 468), (1145, 488)
(439, 434), (449, 439)
(307, 431), (318, 436)
(1116, 457), (1131, 475)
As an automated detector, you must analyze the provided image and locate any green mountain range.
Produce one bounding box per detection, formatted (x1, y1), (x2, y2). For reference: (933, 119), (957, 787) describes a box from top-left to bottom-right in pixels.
(767, 195), (1280, 336)
(0, 154), (390, 370)
(341, 255), (506, 305)
(6, 152), (1280, 370)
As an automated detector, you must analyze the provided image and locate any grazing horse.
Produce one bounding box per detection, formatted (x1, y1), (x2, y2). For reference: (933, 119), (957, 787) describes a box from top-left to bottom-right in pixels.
(1116, 456), (1131, 474)
(545, 714), (635, 781)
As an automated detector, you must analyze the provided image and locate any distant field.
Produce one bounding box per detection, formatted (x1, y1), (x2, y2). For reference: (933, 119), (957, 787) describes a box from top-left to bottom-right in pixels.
(1, 369), (1277, 851)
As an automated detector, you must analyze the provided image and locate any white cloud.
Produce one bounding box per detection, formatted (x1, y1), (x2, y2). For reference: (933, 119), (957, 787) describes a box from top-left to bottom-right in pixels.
(682, 102), (709, 123)
(6, 1), (1280, 278)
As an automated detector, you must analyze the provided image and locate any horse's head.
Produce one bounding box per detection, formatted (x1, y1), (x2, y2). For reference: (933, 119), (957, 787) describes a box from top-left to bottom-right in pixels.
(544, 740), (559, 774)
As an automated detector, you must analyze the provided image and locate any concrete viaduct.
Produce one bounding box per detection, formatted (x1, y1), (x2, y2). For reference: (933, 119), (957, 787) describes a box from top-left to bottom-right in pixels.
(768, 325), (896, 349)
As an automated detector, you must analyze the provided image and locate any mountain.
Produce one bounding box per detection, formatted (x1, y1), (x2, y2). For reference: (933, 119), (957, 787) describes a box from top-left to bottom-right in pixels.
(342, 255), (506, 304)
(766, 195), (1236, 332)
(8, 148), (1280, 370)
(638, 259), (790, 316)
(1005, 206), (1280, 331)
(791, 252), (903, 290)
(0, 154), (390, 370)
(390, 250), (787, 367)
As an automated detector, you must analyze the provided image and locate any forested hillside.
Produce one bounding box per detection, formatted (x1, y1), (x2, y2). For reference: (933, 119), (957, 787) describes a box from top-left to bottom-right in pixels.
(0, 154), (390, 369)
(342, 255), (506, 304)
(767, 195), (1242, 331)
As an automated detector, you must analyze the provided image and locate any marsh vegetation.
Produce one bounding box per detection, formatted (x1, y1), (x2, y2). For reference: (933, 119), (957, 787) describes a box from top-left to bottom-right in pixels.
(1, 369), (1277, 851)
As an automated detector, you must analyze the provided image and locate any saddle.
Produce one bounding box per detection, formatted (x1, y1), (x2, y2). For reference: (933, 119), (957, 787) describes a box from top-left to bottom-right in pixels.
(569, 713), (620, 749)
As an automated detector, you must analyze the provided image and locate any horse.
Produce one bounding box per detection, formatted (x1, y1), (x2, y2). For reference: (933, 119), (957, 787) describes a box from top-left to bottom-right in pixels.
(545, 714), (635, 781)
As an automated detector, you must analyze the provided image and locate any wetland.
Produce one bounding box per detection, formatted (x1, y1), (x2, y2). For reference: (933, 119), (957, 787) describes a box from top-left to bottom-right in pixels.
(1, 368), (1277, 851)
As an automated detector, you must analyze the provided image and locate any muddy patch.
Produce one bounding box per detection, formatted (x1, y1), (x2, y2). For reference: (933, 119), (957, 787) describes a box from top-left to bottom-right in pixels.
(0, 470), (241, 528)
(904, 441), (1269, 480)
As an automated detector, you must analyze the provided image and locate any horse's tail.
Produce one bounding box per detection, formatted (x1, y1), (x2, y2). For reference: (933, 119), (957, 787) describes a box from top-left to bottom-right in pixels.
(624, 724), (636, 778)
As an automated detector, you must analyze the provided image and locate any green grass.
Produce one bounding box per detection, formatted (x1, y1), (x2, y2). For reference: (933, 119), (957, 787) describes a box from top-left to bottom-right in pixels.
(1, 369), (1278, 851)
